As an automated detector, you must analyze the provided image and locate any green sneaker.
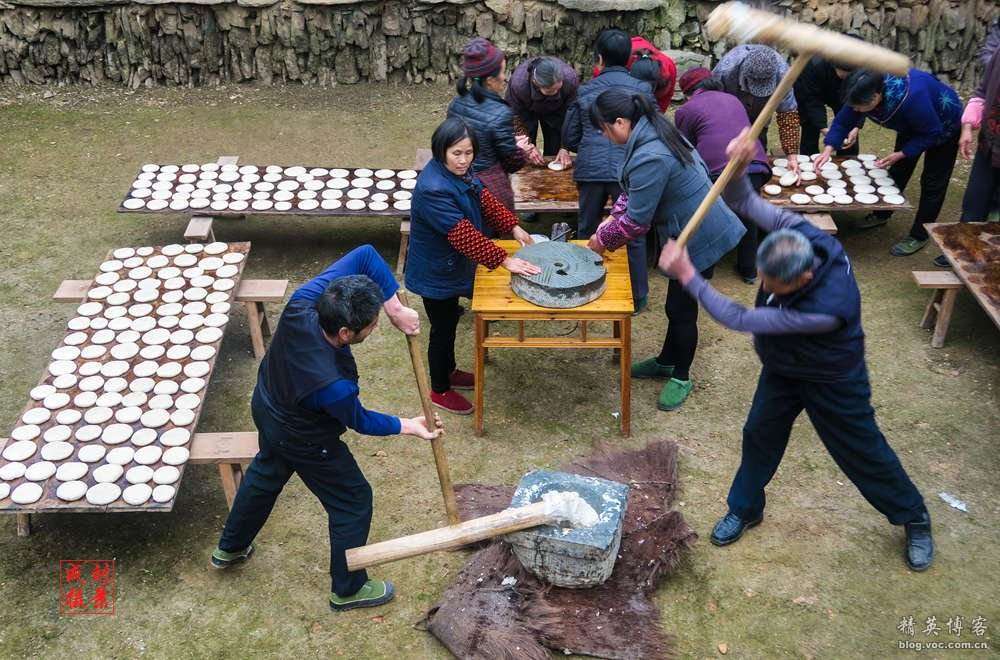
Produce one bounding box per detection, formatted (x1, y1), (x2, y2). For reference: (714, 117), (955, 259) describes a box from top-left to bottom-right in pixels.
(890, 237), (929, 257)
(631, 357), (673, 380)
(330, 579), (396, 611)
(657, 378), (693, 411)
(210, 544), (254, 569)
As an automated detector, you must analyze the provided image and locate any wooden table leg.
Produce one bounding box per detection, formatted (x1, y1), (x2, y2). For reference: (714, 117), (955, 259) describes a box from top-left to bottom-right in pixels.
(620, 316), (631, 437)
(483, 321), (490, 364)
(932, 288), (958, 349)
(920, 289), (943, 329)
(612, 318), (621, 363)
(474, 314), (486, 436)
(218, 464), (240, 509)
(244, 301), (266, 359)
(16, 513), (31, 537)
(258, 303), (272, 339)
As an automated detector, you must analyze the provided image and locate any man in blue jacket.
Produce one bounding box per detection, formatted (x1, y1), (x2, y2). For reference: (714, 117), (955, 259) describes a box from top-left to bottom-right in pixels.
(562, 27), (657, 312)
(210, 245), (443, 610)
(660, 137), (934, 572)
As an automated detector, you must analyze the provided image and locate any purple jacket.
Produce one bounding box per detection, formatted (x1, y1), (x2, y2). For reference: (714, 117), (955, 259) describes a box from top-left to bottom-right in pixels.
(674, 89), (770, 177)
(506, 56), (579, 119)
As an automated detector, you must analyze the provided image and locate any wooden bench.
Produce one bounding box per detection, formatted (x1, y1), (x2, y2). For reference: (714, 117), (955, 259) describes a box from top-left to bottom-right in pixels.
(53, 278), (287, 359)
(804, 212), (837, 235)
(912, 270), (963, 348)
(189, 431), (259, 508)
(3, 432), (260, 536)
(185, 215), (216, 243)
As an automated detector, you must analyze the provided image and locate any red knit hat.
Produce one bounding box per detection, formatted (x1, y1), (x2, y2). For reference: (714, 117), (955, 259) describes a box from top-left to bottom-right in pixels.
(461, 38), (504, 78)
(679, 67), (712, 94)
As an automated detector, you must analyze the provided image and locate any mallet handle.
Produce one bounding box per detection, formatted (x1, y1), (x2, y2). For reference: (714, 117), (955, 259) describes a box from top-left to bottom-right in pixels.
(675, 51), (812, 251)
(707, 2), (910, 76)
(346, 501), (554, 571)
(398, 290), (460, 525)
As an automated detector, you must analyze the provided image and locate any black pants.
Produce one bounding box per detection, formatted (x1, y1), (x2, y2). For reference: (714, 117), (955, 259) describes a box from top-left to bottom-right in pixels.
(577, 181), (648, 302)
(522, 112), (565, 156)
(961, 146), (1000, 221)
(657, 266), (714, 381)
(219, 389), (373, 597)
(800, 120), (860, 157)
(720, 171), (771, 279)
(727, 367), (927, 525)
(874, 132), (960, 241)
(422, 296), (463, 393)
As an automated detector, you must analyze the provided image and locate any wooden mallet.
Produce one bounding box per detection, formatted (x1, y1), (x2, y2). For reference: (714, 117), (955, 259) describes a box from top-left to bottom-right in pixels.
(397, 290), (460, 525)
(674, 1), (911, 251)
(346, 491), (599, 571)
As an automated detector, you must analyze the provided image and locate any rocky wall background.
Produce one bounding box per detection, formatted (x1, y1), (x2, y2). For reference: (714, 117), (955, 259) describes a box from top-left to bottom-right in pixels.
(0, 0), (996, 89)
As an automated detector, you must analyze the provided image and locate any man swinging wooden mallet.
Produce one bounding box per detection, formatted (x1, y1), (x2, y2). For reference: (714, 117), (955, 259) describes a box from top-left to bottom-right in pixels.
(659, 2), (933, 571)
(210, 245), (444, 610)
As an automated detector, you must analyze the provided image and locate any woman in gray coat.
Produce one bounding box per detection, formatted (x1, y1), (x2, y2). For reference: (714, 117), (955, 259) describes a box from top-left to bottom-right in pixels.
(587, 88), (745, 411)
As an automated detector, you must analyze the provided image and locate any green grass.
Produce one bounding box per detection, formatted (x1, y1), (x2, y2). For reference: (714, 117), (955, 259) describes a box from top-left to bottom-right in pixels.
(0, 82), (997, 658)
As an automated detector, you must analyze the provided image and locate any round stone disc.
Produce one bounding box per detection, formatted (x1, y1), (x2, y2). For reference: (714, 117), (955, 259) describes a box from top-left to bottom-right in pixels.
(509, 242), (607, 309)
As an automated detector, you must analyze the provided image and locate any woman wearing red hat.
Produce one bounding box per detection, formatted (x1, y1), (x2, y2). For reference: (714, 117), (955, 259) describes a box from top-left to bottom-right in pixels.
(674, 67), (772, 283)
(448, 37), (538, 210)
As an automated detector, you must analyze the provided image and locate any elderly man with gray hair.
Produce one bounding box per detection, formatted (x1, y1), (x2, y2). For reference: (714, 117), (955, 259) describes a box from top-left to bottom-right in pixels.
(506, 55), (579, 168)
(658, 132), (934, 573)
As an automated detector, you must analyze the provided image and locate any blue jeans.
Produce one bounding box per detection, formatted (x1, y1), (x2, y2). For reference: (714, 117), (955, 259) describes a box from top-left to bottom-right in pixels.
(727, 367), (927, 526)
(218, 389), (372, 596)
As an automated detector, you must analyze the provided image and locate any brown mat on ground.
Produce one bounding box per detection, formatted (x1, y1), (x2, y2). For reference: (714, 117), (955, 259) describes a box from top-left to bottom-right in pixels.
(422, 441), (697, 659)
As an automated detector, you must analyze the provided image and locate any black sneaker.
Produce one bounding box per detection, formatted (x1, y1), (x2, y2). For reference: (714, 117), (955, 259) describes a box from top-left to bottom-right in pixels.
(710, 511), (763, 546)
(933, 254), (949, 268)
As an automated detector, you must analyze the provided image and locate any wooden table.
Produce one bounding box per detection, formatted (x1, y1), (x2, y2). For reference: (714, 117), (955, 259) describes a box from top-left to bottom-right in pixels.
(0, 242), (250, 527)
(926, 223), (1000, 331)
(512, 163), (840, 233)
(470, 240), (633, 437)
(764, 156), (914, 214)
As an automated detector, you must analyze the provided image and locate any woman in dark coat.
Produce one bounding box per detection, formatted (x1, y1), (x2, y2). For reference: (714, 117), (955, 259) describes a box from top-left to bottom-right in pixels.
(448, 38), (534, 210)
(587, 88), (745, 412)
(405, 118), (540, 415)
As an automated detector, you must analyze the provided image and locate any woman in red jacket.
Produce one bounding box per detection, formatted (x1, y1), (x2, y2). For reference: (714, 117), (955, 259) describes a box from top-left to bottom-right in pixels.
(592, 36), (677, 113)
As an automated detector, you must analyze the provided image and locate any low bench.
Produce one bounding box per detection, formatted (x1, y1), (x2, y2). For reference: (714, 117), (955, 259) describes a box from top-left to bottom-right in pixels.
(54, 278), (287, 359)
(912, 270), (963, 348)
(3, 432), (260, 536)
(803, 212), (837, 235)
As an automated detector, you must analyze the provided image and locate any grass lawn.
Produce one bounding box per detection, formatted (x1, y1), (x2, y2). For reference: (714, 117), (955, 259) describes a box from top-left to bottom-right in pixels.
(0, 82), (997, 658)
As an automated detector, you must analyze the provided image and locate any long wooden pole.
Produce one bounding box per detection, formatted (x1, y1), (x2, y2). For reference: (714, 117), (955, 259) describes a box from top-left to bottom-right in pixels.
(397, 290), (460, 525)
(346, 501), (554, 571)
(675, 51), (813, 251)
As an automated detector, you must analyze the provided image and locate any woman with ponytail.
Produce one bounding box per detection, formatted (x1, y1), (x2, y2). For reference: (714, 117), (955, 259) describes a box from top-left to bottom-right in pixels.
(448, 38), (537, 210)
(587, 88), (744, 411)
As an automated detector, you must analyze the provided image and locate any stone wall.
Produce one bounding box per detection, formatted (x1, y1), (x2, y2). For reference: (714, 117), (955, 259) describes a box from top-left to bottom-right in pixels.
(0, 0), (996, 89)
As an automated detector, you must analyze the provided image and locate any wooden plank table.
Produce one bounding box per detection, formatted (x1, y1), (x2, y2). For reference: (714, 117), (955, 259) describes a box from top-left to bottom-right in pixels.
(512, 163), (840, 234)
(925, 222), (1000, 331)
(763, 155), (914, 214)
(118, 161), (417, 218)
(470, 240), (633, 437)
(0, 242), (250, 521)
